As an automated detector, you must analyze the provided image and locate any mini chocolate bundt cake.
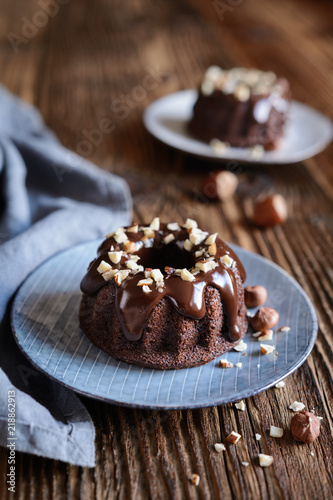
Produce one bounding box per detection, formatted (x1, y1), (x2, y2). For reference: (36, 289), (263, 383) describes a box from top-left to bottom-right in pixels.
(80, 218), (248, 369)
(188, 66), (291, 150)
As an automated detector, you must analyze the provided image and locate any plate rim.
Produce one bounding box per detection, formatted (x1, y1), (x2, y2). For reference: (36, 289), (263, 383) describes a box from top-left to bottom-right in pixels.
(11, 240), (318, 410)
(143, 89), (333, 165)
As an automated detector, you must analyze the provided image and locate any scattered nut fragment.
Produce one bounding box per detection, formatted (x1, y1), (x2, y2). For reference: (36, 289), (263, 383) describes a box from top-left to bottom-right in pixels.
(241, 462), (249, 467)
(219, 359), (233, 368)
(226, 431), (242, 444)
(209, 139), (230, 156)
(249, 307), (279, 331)
(201, 170), (238, 201)
(126, 260), (139, 271)
(180, 269), (196, 282)
(102, 268), (116, 281)
(234, 340), (247, 352)
(114, 270), (130, 286)
(191, 474), (200, 486)
(278, 326), (291, 332)
(235, 362), (243, 368)
(260, 344), (276, 355)
(127, 223), (139, 233)
(214, 443), (226, 453)
(257, 330), (273, 341)
(234, 84), (250, 102)
(151, 269), (164, 283)
(244, 285), (267, 308)
(259, 454), (274, 467)
(189, 229), (206, 246)
(235, 401), (246, 411)
(249, 145), (264, 159)
(137, 278), (153, 287)
(289, 401), (306, 412)
(270, 426), (284, 438)
(195, 249), (205, 258)
(291, 411), (321, 443)
(275, 381), (285, 389)
(142, 285), (152, 294)
(255, 433), (261, 441)
(164, 266), (176, 275)
(252, 194), (288, 227)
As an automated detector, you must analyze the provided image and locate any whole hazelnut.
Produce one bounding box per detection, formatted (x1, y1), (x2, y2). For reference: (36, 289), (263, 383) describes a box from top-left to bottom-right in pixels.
(253, 194), (288, 227)
(244, 285), (267, 308)
(201, 171), (238, 201)
(249, 307), (279, 330)
(291, 411), (321, 443)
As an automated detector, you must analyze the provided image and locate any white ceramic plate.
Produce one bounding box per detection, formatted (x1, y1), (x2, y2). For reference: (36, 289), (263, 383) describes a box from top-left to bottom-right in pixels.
(143, 90), (333, 164)
(11, 240), (317, 410)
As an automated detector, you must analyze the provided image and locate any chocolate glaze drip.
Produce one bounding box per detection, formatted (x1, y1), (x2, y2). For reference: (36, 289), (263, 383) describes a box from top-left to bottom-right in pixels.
(80, 224), (246, 342)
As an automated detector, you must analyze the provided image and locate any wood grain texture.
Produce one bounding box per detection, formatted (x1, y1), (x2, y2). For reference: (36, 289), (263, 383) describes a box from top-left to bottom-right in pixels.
(0, 0), (332, 498)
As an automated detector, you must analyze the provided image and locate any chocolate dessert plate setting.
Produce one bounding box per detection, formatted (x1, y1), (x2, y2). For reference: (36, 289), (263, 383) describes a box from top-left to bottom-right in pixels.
(11, 240), (317, 410)
(143, 89), (333, 164)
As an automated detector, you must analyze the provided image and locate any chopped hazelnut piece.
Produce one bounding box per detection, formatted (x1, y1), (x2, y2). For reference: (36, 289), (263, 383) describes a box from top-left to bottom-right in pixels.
(163, 233), (175, 244)
(255, 433), (261, 441)
(151, 269), (164, 283)
(242, 462), (249, 467)
(123, 240), (137, 253)
(205, 233), (218, 245)
(180, 269), (196, 282)
(142, 285), (152, 294)
(235, 401), (246, 411)
(149, 217), (160, 231)
(221, 255), (234, 268)
(114, 232), (128, 244)
(137, 278), (153, 286)
(234, 340), (247, 352)
(102, 268), (116, 281)
(189, 229), (206, 246)
(114, 270), (130, 285)
(195, 249), (205, 258)
(259, 454), (273, 467)
(214, 443), (226, 453)
(108, 251), (122, 264)
(260, 344), (276, 355)
(275, 381), (285, 389)
(289, 401), (305, 412)
(225, 431), (241, 444)
(184, 218), (198, 230)
(219, 359), (233, 368)
(270, 426), (284, 438)
(97, 260), (112, 274)
(130, 255), (140, 262)
(208, 243), (217, 256)
(126, 260), (139, 271)
(191, 474), (200, 486)
(183, 239), (193, 252)
(235, 362), (243, 368)
(144, 269), (152, 278)
(127, 224), (139, 233)
(167, 222), (180, 231)
(257, 330), (273, 341)
(249, 145), (264, 159)
(142, 228), (155, 238)
(197, 260), (218, 273)
(234, 84), (250, 102)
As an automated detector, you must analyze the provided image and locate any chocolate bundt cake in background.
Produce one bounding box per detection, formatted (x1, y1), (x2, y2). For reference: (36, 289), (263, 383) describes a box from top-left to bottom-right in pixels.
(80, 218), (248, 369)
(188, 66), (291, 150)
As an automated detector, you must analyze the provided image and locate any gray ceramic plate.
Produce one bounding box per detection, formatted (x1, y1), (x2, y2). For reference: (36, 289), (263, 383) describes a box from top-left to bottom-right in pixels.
(143, 90), (333, 164)
(12, 240), (317, 409)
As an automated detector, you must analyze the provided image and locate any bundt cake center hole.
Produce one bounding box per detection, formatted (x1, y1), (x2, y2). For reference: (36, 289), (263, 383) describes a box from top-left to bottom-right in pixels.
(140, 243), (196, 273)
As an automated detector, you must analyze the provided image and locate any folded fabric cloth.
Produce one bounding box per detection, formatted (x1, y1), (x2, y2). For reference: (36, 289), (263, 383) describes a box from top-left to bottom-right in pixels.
(0, 85), (132, 467)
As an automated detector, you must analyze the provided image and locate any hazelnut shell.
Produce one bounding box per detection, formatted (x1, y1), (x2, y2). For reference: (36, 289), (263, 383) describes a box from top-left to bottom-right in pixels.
(249, 307), (279, 330)
(244, 285), (267, 308)
(253, 194), (288, 227)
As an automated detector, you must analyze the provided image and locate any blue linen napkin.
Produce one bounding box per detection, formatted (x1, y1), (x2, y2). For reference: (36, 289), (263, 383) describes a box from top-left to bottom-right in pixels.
(0, 85), (132, 467)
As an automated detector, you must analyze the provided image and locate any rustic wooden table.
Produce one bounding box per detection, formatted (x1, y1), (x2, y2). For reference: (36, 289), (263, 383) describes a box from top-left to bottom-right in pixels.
(0, 0), (332, 498)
